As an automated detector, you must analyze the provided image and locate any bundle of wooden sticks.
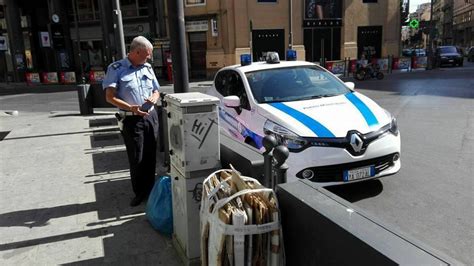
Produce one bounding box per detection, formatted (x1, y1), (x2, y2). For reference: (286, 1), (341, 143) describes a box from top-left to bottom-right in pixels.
(200, 166), (284, 266)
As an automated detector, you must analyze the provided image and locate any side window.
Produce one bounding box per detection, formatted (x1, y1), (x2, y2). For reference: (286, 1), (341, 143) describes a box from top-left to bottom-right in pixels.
(214, 70), (229, 96)
(227, 71), (250, 110)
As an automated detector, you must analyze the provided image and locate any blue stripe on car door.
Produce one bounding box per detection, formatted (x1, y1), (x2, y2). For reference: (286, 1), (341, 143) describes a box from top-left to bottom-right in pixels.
(269, 102), (335, 137)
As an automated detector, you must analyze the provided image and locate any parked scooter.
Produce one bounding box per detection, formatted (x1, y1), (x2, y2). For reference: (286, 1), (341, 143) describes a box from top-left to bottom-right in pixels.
(355, 63), (384, 81)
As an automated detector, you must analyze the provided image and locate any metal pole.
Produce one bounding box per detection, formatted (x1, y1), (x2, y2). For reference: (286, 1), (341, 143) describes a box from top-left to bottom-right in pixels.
(289, 0), (293, 49)
(427, 0), (434, 69)
(113, 0), (126, 60)
(273, 145), (289, 188)
(167, 0), (189, 93)
(262, 135), (277, 188)
(72, 0), (85, 83)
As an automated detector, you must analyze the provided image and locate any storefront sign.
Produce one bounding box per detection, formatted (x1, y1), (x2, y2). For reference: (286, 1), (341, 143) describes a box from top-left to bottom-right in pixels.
(40, 32), (51, 47)
(185, 20), (208, 32)
(42, 72), (59, 83)
(123, 24), (148, 36)
(0, 36), (7, 51)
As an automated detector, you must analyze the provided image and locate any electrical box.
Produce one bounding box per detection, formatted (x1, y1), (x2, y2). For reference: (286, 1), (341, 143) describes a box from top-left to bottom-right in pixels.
(165, 92), (220, 176)
(171, 165), (213, 260)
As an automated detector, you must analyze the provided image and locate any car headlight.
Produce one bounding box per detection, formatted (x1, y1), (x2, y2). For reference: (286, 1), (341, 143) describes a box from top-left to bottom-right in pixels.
(263, 120), (307, 149)
(441, 56), (448, 59)
(383, 110), (398, 136)
(389, 116), (398, 135)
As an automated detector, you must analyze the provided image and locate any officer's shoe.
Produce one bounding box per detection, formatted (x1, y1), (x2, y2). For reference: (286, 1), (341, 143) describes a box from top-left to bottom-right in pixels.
(130, 196), (144, 207)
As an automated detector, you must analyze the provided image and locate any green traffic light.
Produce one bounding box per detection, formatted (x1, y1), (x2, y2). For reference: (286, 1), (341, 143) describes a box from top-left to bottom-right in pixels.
(409, 19), (420, 29)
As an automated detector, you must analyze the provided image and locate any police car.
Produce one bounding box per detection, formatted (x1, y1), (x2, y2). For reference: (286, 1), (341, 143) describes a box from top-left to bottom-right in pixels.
(208, 52), (400, 185)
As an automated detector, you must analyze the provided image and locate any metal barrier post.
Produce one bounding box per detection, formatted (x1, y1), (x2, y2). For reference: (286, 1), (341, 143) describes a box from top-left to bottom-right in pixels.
(77, 83), (93, 115)
(159, 92), (170, 172)
(262, 135), (277, 188)
(273, 145), (289, 188)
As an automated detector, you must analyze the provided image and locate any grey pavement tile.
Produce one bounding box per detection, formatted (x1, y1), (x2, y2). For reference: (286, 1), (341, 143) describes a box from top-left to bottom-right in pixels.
(0, 245), (38, 265)
(0, 111), (181, 265)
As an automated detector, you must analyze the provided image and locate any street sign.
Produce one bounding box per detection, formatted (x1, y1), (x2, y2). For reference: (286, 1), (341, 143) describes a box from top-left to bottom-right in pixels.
(409, 19), (419, 29)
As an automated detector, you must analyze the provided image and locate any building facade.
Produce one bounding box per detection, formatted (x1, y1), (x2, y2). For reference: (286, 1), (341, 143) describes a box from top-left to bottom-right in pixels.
(453, 0), (473, 48)
(0, 0), (401, 83)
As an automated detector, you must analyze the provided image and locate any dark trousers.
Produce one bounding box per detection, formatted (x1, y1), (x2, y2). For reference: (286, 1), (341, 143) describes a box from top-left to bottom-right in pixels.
(121, 109), (159, 198)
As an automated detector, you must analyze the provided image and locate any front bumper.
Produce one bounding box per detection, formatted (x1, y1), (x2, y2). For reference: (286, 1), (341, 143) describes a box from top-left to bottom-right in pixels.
(285, 132), (401, 186)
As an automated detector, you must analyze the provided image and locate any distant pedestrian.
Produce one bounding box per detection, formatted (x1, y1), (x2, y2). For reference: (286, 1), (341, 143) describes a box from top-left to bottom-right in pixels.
(102, 36), (160, 207)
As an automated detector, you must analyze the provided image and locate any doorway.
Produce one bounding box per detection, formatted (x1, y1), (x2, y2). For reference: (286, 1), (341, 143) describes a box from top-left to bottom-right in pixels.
(188, 32), (207, 79)
(357, 26), (382, 60)
(304, 28), (341, 63)
(252, 29), (285, 62)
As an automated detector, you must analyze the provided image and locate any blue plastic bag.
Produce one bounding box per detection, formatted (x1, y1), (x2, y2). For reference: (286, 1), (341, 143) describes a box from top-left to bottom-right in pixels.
(146, 176), (173, 237)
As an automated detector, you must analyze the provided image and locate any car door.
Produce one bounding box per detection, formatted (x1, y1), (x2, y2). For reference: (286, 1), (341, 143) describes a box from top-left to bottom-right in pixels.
(215, 70), (262, 148)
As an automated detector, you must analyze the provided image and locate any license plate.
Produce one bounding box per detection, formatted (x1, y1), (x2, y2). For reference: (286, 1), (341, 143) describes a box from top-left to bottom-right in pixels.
(448, 59), (454, 62)
(343, 165), (375, 182)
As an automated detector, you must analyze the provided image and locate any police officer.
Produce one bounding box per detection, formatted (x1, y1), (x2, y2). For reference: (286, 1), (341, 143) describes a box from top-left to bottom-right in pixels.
(103, 36), (160, 207)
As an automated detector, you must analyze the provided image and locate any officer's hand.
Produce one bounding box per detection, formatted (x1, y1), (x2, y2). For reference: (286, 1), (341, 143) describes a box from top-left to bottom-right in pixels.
(130, 105), (149, 117)
(145, 95), (158, 104)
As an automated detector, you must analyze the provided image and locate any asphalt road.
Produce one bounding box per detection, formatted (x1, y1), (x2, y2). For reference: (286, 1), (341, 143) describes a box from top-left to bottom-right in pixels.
(327, 62), (474, 264)
(1, 61), (473, 264)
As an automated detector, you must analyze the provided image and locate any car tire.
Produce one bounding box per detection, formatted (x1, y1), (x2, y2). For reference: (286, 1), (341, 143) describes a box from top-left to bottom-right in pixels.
(376, 72), (384, 80)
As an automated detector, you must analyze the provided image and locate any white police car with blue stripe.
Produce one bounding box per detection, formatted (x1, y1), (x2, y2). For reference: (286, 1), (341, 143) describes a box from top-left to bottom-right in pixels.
(207, 52), (400, 185)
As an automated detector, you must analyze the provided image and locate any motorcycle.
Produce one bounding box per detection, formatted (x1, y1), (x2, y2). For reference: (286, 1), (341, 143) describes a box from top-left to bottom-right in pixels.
(354, 63), (384, 81)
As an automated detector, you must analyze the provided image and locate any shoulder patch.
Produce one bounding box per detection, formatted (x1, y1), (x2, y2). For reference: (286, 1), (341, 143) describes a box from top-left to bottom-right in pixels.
(112, 63), (122, 70)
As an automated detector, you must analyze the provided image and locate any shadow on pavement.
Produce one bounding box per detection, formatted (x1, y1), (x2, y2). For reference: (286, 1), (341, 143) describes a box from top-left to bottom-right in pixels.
(0, 116), (178, 264)
(324, 179), (383, 203)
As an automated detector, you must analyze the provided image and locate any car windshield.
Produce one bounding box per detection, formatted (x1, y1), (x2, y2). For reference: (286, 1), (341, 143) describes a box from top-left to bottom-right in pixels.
(439, 47), (458, 53)
(246, 66), (351, 104)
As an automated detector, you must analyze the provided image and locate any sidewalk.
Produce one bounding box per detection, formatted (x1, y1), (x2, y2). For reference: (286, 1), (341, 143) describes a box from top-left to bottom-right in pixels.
(0, 111), (181, 265)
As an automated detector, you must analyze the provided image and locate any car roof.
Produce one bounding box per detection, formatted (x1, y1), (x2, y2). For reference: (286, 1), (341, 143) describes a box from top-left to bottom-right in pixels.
(219, 60), (319, 74)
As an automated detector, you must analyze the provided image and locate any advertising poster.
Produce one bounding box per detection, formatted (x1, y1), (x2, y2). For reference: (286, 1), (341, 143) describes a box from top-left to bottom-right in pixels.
(415, 56), (427, 68)
(26, 73), (41, 85)
(40, 32), (51, 47)
(326, 60), (345, 74)
(60, 72), (76, 83)
(377, 59), (389, 71)
(47, 72), (58, 83)
(398, 57), (411, 69)
(90, 71), (106, 83)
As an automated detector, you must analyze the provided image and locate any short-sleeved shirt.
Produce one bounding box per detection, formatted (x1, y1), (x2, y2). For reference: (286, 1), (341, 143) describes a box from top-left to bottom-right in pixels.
(102, 58), (160, 108)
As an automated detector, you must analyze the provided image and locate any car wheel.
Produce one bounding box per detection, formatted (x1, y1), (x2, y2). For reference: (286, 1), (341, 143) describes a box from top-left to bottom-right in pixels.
(376, 72), (384, 80)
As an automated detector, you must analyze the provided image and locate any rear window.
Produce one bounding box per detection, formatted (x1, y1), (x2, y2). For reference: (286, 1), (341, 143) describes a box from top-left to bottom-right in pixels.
(439, 47), (458, 54)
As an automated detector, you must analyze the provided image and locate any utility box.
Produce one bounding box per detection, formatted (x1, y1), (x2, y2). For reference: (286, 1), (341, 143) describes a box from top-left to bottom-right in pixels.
(170, 165), (213, 261)
(165, 92), (221, 266)
(165, 92), (220, 176)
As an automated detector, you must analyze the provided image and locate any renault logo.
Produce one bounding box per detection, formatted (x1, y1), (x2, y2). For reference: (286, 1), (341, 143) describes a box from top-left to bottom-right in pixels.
(350, 133), (363, 153)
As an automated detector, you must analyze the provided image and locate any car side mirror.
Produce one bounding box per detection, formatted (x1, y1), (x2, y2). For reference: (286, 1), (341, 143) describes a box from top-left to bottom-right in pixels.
(223, 95), (242, 114)
(344, 82), (355, 90)
(223, 95), (240, 107)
